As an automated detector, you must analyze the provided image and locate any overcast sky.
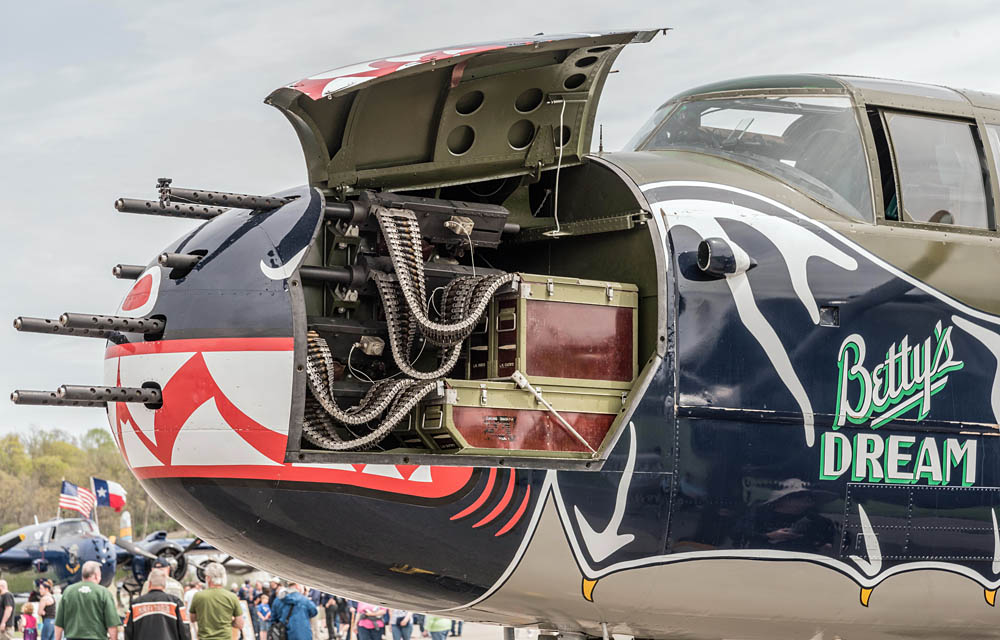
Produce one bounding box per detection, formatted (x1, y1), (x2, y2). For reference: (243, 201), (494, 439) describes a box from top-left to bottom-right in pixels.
(2, 0), (998, 438)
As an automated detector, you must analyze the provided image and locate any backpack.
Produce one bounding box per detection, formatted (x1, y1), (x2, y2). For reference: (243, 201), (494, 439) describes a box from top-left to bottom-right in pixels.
(267, 601), (296, 640)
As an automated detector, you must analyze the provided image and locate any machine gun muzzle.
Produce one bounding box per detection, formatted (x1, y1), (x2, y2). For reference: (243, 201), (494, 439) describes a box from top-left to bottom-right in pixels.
(10, 390), (106, 408)
(14, 316), (114, 339)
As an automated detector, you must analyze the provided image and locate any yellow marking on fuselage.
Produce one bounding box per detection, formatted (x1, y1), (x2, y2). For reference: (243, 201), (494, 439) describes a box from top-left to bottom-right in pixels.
(860, 587), (873, 607)
(582, 578), (598, 602)
(986, 589), (997, 607)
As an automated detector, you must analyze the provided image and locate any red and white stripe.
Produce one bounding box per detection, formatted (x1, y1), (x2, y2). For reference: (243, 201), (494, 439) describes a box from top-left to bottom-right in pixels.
(59, 487), (96, 516)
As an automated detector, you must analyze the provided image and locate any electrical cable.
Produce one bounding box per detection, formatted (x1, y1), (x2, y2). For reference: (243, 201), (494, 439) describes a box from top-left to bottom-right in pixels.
(544, 100), (569, 238)
(462, 228), (476, 277)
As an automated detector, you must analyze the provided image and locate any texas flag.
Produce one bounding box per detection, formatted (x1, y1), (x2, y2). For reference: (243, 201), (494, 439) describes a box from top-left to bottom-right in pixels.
(91, 477), (127, 512)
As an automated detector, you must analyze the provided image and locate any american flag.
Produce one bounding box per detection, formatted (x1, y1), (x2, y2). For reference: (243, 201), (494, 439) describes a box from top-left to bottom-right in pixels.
(59, 480), (96, 516)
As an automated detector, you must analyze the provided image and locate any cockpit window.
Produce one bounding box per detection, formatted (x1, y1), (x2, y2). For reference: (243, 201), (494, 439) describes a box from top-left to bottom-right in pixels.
(55, 520), (93, 538)
(885, 113), (990, 229)
(633, 95), (873, 221)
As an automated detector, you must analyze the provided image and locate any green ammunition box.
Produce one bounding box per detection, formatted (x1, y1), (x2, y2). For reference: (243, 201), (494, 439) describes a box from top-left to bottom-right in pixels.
(418, 379), (627, 457)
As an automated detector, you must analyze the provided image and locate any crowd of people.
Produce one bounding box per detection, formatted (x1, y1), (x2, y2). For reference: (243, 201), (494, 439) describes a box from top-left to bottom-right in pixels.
(1, 577), (59, 640)
(0, 560), (464, 640)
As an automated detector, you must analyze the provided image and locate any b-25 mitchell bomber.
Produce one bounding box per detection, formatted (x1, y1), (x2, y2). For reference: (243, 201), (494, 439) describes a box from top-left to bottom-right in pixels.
(13, 28), (1000, 640)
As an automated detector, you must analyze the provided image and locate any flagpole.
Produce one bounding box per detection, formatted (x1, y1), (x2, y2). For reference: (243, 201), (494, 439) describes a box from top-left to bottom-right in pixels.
(57, 477), (63, 519)
(90, 477), (100, 533)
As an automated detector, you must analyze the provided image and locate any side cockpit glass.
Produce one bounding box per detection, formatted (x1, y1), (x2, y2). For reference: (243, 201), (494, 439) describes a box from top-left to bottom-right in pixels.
(636, 96), (873, 222)
(885, 113), (990, 229)
(986, 125), (1000, 181)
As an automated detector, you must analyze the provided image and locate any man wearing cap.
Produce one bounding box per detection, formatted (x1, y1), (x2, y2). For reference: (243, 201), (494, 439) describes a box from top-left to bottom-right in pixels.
(124, 570), (190, 640)
(54, 561), (119, 640)
(142, 558), (185, 601)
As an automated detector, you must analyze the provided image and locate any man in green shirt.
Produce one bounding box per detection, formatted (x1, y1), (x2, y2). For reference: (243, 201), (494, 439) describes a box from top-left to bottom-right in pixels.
(189, 562), (243, 640)
(54, 561), (119, 640)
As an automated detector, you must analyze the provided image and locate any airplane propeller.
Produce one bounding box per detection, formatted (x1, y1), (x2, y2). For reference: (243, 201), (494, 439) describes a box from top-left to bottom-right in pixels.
(180, 537), (203, 555)
(0, 533), (24, 555)
(115, 538), (159, 560)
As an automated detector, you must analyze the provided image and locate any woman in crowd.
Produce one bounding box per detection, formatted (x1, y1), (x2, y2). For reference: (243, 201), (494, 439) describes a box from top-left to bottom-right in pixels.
(354, 603), (385, 640)
(37, 580), (55, 640)
(391, 609), (412, 640)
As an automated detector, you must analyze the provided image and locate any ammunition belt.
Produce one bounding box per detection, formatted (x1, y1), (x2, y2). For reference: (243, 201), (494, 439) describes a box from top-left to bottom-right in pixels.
(303, 331), (437, 451)
(299, 206), (514, 451)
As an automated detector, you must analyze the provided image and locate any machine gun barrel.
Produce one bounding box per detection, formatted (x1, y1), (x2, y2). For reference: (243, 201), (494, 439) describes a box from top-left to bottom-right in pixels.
(113, 264), (146, 279)
(10, 390), (106, 408)
(158, 252), (202, 269)
(299, 265), (367, 287)
(159, 187), (364, 222)
(166, 187), (290, 210)
(56, 385), (162, 404)
(14, 316), (114, 339)
(59, 313), (164, 334)
(159, 179), (361, 220)
(115, 198), (227, 220)
(324, 201), (366, 222)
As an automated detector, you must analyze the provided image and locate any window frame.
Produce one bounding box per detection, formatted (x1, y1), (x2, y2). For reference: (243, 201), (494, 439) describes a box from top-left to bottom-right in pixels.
(874, 108), (997, 234)
(984, 123), (1000, 206)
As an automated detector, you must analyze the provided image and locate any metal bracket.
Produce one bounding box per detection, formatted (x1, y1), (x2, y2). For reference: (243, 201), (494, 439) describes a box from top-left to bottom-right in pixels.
(157, 177), (173, 205)
(332, 287), (359, 303)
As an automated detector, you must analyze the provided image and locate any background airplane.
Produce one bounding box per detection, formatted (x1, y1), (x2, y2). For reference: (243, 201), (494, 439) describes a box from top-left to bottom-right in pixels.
(0, 517), (245, 592)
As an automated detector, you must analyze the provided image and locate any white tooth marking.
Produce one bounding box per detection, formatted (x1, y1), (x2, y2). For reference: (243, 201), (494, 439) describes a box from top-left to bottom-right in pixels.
(992, 509), (1000, 575)
(289, 462), (356, 471)
(361, 464), (404, 479)
(408, 465), (433, 483)
(574, 422), (637, 562)
(850, 504), (882, 577)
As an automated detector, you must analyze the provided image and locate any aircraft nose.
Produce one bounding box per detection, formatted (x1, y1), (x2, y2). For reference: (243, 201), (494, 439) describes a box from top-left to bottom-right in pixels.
(99, 188), (324, 470)
(13, 184), (323, 469)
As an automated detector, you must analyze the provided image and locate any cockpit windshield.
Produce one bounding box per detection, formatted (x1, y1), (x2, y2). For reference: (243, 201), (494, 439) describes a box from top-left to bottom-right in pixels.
(629, 95), (873, 221)
(55, 520), (95, 538)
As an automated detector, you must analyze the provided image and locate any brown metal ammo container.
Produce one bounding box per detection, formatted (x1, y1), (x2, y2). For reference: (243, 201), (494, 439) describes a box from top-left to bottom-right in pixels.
(491, 273), (638, 388)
